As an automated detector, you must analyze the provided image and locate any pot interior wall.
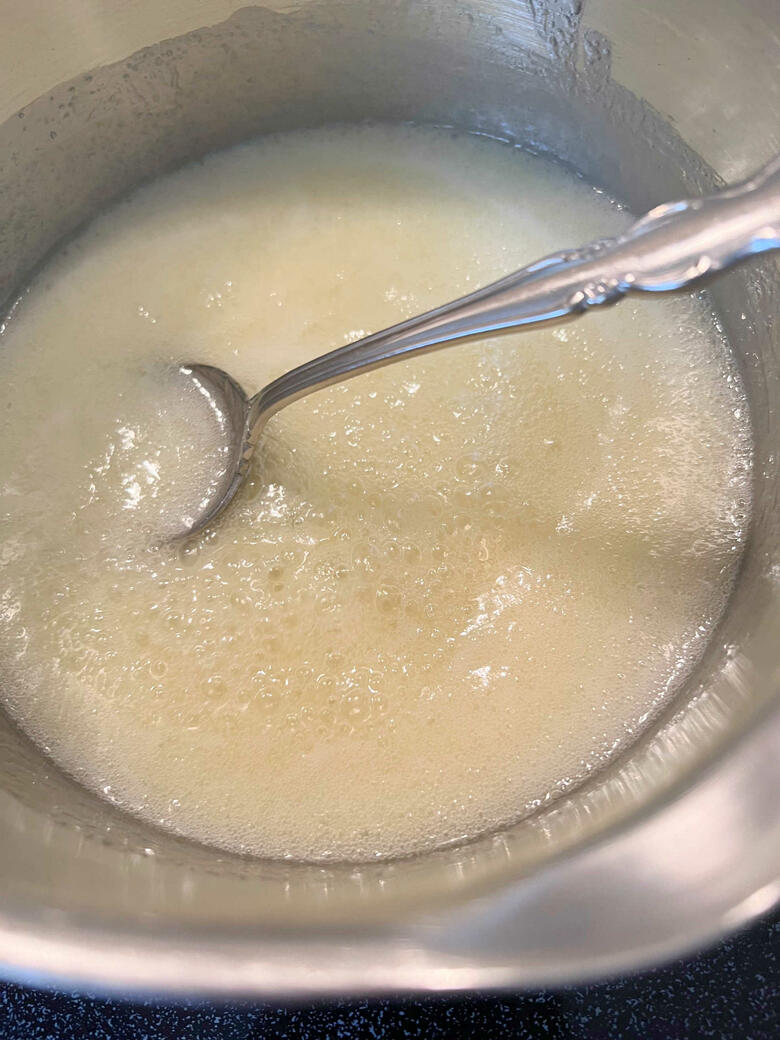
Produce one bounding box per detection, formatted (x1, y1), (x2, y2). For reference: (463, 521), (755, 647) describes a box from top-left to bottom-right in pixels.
(0, 0), (777, 931)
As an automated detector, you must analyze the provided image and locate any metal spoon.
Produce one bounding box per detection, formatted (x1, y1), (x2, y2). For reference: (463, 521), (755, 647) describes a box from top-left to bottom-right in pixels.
(181, 154), (780, 536)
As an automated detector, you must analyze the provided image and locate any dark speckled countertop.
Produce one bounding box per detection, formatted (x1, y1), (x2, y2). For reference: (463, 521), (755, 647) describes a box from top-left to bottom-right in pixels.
(0, 910), (777, 1039)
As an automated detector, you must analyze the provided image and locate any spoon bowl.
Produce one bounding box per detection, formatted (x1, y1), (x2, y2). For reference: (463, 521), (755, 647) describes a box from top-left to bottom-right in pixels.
(181, 363), (254, 534)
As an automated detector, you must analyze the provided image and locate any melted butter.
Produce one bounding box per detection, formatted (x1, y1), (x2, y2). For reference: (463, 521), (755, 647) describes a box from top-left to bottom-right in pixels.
(0, 126), (752, 860)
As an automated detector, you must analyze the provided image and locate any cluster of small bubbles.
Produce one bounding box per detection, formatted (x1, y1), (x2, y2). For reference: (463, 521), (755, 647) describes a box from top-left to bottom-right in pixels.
(0, 124), (754, 861)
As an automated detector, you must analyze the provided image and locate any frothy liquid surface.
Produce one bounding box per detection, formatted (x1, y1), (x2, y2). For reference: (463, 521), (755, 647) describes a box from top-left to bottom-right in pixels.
(0, 126), (751, 860)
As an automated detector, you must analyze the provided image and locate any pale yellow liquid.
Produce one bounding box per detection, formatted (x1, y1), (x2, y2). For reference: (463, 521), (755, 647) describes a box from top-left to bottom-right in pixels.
(0, 126), (751, 860)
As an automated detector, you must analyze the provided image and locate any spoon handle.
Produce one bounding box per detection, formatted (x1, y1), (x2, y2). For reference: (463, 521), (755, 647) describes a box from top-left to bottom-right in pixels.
(250, 154), (780, 426)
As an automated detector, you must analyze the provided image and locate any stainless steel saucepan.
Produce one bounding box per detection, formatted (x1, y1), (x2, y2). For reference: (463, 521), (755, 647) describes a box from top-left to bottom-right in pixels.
(0, 0), (777, 996)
